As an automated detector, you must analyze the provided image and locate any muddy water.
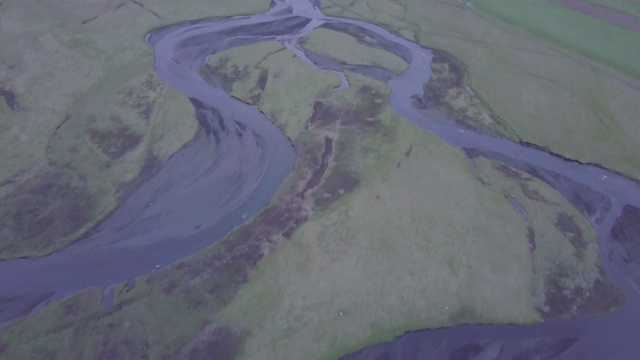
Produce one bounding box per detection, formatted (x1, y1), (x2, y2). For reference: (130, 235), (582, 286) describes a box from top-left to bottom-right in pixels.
(2, 0), (640, 358)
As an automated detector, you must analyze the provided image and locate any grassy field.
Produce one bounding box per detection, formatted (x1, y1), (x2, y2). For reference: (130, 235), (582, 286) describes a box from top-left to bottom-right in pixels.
(300, 27), (408, 74)
(0, 0), (270, 258)
(472, 0), (640, 77)
(323, 0), (640, 180)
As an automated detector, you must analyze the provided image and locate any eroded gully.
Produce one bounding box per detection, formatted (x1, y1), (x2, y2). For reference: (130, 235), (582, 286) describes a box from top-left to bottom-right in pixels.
(1, 0), (640, 358)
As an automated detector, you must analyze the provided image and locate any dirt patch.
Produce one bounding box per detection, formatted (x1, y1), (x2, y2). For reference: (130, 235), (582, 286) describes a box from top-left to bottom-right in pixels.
(552, 0), (640, 32)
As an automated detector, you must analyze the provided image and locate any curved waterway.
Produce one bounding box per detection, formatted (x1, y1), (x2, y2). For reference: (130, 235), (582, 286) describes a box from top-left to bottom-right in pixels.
(2, 0), (640, 358)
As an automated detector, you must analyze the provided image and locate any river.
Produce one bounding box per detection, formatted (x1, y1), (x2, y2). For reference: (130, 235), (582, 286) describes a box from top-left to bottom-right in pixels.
(2, 0), (640, 358)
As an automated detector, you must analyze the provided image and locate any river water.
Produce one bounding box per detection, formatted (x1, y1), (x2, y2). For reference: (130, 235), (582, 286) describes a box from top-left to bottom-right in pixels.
(1, 0), (640, 358)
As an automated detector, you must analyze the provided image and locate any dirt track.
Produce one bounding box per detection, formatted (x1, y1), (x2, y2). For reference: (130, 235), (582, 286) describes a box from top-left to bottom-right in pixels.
(552, 0), (640, 32)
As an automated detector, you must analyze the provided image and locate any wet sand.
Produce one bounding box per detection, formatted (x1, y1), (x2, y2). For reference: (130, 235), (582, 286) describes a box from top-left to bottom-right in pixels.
(1, 1), (640, 358)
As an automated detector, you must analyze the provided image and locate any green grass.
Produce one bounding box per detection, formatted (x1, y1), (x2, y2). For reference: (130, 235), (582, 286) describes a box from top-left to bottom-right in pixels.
(582, 0), (640, 18)
(300, 27), (409, 74)
(472, 0), (640, 78)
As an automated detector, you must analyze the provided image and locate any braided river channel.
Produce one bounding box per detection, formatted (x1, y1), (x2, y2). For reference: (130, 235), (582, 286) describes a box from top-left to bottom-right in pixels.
(2, 0), (640, 358)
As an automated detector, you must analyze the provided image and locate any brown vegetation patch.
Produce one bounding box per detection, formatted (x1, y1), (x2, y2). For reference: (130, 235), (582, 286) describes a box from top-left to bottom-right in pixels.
(301, 137), (333, 196)
(257, 69), (268, 91)
(527, 226), (536, 251)
(87, 114), (143, 160)
(555, 212), (586, 260)
(0, 88), (22, 112)
(314, 164), (360, 210)
(0, 166), (96, 258)
(116, 74), (166, 121)
(491, 162), (550, 203)
(492, 162), (524, 180)
(308, 100), (340, 128)
(421, 50), (515, 138)
(519, 183), (550, 203)
(539, 266), (624, 319)
(207, 55), (253, 92)
(344, 85), (387, 124)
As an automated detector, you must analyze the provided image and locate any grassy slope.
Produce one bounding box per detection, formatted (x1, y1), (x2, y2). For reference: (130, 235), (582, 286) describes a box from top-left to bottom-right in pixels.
(0, 0), (269, 258)
(323, 0), (640, 179)
(472, 0), (640, 77)
(300, 27), (409, 74)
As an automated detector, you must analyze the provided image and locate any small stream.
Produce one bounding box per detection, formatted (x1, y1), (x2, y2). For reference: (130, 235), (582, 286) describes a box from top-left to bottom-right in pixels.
(1, 1), (640, 358)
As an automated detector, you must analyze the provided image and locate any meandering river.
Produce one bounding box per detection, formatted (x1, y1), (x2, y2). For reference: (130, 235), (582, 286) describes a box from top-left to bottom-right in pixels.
(1, 0), (640, 358)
